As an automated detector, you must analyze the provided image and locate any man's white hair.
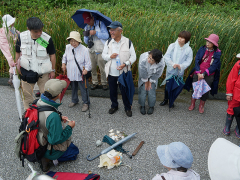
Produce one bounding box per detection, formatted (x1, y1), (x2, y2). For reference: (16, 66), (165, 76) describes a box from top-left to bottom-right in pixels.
(117, 27), (122, 30)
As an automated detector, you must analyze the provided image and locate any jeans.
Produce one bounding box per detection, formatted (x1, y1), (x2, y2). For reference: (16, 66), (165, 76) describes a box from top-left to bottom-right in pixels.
(138, 83), (156, 107)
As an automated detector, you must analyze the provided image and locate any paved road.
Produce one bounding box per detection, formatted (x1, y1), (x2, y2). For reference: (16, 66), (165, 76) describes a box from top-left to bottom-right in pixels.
(0, 85), (239, 180)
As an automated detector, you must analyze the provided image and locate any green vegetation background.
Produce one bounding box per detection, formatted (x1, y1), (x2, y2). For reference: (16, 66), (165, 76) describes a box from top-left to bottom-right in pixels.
(0, 0), (239, 91)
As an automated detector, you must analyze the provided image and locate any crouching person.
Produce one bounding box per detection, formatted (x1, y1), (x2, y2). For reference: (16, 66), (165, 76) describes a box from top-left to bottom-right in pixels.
(152, 142), (200, 180)
(37, 79), (79, 172)
(138, 49), (165, 115)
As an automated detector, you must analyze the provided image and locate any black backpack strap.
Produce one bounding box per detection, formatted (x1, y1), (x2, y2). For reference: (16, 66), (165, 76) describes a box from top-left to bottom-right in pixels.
(161, 176), (166, 180)
(38, 105), (62, 120)
(107, 38), (131, 49)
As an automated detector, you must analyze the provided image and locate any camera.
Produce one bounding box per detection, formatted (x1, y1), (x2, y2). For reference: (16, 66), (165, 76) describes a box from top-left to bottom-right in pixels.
(88, 36), (94, 49)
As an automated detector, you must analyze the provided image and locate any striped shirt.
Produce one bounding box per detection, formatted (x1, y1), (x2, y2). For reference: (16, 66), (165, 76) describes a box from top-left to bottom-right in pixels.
(62, 44), (91, 81)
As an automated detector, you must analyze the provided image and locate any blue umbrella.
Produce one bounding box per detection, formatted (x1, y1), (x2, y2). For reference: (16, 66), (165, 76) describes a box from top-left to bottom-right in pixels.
(118, 71), (135, 105)
(166, 75), (185, 109)
(71, 9), (112, 29)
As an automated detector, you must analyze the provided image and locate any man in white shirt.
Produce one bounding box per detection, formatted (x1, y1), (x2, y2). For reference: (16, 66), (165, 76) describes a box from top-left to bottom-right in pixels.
(102, 21), (136, 117)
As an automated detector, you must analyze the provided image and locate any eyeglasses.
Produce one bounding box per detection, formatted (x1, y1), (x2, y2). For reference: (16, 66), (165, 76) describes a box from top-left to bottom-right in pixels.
(109, 29), (120, 33)
(69, 39), (79, 44)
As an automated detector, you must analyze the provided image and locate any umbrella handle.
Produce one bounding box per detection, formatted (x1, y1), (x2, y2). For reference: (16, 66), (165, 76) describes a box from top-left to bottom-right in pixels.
(86, 153), (101, 161)
(83, 66), (87, 88)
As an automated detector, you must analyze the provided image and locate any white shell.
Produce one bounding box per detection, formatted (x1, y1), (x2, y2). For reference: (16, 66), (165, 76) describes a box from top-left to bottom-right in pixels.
(96, 140), (103, 146)
(116, 130), (120, 134)
(111, 136), (116, 140)
(109, 133), (115, 136)
(109, 129), (114, 133)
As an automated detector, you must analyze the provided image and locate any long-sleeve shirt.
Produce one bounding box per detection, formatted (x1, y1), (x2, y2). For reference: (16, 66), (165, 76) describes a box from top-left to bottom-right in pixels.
(102, 36), (136, 76)
(84, 20), (109, 46)
(62, 44), (91, 81)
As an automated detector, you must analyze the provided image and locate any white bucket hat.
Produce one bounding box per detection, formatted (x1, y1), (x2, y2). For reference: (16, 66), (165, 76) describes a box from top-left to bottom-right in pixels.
(208, 138), (240, 180)
(237, 53), (240, 58)
(66, 31), (82, 43)
(2, 14), (15, 27)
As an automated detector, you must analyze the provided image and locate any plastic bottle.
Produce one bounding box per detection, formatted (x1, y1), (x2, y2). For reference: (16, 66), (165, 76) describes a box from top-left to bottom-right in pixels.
(110, 155), (121, 164)
(116, 55), (121, 69)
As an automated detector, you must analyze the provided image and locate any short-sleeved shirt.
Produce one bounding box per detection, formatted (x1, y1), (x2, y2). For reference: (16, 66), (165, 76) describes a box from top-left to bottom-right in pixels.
(16, 33), (56, 55)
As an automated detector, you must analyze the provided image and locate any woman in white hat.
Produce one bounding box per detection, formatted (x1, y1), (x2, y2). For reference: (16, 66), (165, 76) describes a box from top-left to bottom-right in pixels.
(0, 14), (20, 86)
(62, 31), (92, 112)
(152, 142), (200, 180)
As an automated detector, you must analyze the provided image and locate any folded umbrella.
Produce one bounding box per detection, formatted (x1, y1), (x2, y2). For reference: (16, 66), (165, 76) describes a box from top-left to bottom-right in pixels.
(71, 9), (112, 29)
(56, 73), (70, 103)
(166, 75), (185, 109)
(192, 79), (211, 99)
(118, 71), (135, 105)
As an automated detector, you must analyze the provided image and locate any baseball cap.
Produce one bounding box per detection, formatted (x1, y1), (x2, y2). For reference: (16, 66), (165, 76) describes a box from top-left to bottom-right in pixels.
(44, 79), (67, 97)
(82, 12), (92, 24)
(107, 21), (122, 29)
(157, 142), (193, 169)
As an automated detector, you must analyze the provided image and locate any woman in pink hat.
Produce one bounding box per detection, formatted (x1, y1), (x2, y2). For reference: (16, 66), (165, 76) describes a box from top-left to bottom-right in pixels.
(184, 34), (222, 113)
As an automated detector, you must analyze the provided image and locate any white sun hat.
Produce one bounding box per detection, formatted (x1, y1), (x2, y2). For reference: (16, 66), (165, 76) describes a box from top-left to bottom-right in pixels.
(208, 138), (240, 180)
(2, 14), (15, 27)
(236, 53), (240, 58)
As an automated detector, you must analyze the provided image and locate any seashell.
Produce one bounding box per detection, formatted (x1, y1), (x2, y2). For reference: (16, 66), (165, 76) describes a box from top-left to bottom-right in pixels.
(111, 136), (116, 140)
(96, 140), (103, 146)
(116, 130), (120, 134)
(109, 133), (115, 136)
(109, 129), (114, 133)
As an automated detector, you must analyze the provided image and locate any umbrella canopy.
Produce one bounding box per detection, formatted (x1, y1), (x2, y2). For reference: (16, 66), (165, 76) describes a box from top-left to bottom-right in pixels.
(102, 135), (128, 154)
(192, 79), (211, 99)
(55, 74), (70, 103)
(166, 75), (185, 108)
(12, 67), (22, 121)
(71, 9), (112, 29)
(118, 71), (135, 105)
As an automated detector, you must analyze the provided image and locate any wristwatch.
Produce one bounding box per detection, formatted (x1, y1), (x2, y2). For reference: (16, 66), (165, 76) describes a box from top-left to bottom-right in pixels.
(51, 69), (55, 72)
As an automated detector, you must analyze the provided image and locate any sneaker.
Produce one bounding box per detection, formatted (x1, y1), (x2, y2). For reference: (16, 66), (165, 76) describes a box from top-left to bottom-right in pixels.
(147, 107), (154, 115)
(82, 104), (89, 112)
(125, 110), (132, 117)
(91, 84), (98, 90)
(69, 102), (77, 108)
(102, 85), (108, 90)
(140, 106), (146, 115)
(109, 107), (118, 114)
(40, 157), (51, 172)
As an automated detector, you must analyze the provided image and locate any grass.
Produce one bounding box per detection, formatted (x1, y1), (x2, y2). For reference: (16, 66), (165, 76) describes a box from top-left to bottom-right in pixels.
(0, 2), (239, 91)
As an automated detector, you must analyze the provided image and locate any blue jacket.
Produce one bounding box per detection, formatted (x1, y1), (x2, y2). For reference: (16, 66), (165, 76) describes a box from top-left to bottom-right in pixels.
(184, 46), (221, 96)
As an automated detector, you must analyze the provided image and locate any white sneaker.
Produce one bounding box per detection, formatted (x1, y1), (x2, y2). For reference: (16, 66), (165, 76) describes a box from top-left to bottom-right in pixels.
(82, 104), (88, 112)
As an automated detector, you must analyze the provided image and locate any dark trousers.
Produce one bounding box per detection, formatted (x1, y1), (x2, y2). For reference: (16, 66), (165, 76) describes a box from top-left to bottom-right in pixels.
(108, 75), (131, 111)
(193, 74), (214, 101)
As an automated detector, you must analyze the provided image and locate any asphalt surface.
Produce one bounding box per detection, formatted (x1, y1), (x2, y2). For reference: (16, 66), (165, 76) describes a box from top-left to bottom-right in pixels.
(0, 84), (239, 180)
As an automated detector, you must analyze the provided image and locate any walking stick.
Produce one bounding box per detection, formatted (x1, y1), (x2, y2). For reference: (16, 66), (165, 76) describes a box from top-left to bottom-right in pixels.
(83, 66), (91, 118)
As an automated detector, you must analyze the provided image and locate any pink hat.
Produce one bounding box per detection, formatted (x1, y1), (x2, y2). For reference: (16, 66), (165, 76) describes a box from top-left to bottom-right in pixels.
(82, 12), (92, 24)
(205, 34), (219, 47)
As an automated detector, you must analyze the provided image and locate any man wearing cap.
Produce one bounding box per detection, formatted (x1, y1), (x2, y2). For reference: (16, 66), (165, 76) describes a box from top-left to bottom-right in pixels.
(37, 79), (77, 172)
(0, 14), (20, 86)
(15, 17), (56, 110)
(83, 12), (109, 90)
(153, 142), (200, 180)
(102, 21), (136, 117)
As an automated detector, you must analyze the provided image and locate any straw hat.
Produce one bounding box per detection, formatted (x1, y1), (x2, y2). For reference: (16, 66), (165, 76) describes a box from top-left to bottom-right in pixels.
(66, 31), (82, 43)
(2, 14), (15, 27)
(204, 34), (219, 47)
(208, 138), (240, 180)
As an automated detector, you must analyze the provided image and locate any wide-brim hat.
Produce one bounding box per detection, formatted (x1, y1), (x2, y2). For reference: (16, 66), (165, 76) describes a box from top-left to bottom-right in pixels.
(2, 14), (15, 27)
(44, 79), (67, 97)
(208, 138), (240, 180)
(236, 53), (240, 58)
(66, 31), (82, 43)
(157, 142), (193, 169)
(204, 34), (219, 47)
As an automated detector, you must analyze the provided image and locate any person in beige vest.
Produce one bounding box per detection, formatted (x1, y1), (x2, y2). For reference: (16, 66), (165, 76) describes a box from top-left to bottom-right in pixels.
(102, 21), (136, 117)
(37, 79), (78, 172)
(15, 17), (56, 110)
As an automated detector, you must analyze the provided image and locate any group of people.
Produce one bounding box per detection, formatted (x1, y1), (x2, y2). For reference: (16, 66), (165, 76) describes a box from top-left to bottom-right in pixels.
(1, 12), (240, 179)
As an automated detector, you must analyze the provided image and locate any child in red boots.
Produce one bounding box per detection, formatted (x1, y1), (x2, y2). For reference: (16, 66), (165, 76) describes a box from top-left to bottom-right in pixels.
(223, 53), (240, 138)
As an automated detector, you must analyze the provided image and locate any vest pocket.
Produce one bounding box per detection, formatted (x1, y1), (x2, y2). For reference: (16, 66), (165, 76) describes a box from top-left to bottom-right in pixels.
(38, 60), (52, 74)
(20, 45), (27, 55)
(37, 46), (47, 57)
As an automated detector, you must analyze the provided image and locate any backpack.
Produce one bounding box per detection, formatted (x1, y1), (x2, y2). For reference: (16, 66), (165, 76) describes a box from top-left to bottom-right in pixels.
(15, 99), (61, 167)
